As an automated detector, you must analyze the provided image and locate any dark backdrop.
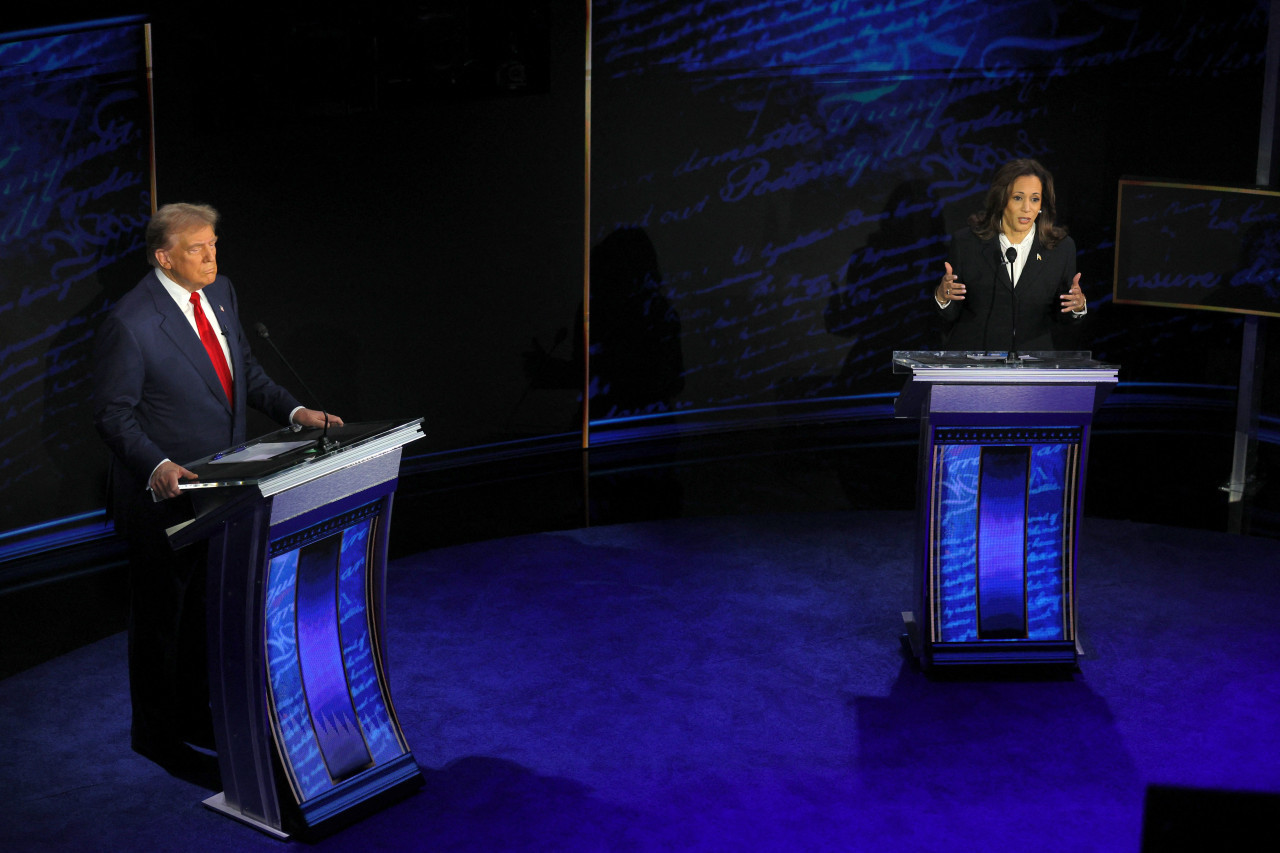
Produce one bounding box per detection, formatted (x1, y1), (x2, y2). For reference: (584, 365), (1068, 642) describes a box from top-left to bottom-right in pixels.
(588, 0), (1276, 435)
(138, 1), (584, 449)
(1, 2), (585, 546)
(1, 1), (1277, 553)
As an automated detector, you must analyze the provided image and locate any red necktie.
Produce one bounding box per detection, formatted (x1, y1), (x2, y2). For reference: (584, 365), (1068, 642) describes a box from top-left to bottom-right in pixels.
(190, 291), (234, 404)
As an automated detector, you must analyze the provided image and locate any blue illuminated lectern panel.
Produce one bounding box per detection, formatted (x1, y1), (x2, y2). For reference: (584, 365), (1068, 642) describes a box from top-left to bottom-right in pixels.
(181, 419), (424, 838)
(929, 427), (1079, 648)
(264, 500), (412, 808)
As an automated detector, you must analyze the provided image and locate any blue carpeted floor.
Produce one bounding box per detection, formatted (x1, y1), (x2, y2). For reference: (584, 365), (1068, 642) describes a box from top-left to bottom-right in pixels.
(2, 510), (1278, 851)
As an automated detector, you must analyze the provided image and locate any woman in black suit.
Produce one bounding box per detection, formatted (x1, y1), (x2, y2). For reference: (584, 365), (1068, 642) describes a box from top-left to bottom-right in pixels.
(934, 159), (1087, 352)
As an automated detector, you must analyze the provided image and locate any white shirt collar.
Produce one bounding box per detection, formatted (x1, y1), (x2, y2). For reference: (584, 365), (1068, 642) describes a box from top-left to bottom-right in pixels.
(998, 227), (1036, 257)
(998, 228), (1037, 285)
(155, 267), (198, 307)
(154, 268), (225, 335)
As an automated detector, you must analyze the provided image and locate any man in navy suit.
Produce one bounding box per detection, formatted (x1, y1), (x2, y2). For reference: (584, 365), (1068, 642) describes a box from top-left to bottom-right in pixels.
(93, 203), (340, 779)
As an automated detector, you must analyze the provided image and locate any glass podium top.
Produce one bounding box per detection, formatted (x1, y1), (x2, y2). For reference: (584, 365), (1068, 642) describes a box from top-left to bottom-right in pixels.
(177, 418), (424, 494)
(891, 352), (1118, 418)
(892, 351), (1117, 374)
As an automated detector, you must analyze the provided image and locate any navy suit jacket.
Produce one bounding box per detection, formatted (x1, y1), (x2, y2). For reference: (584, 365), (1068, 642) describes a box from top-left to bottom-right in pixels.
(936, 228), (1080, 352)
(93, 271), (300, 508)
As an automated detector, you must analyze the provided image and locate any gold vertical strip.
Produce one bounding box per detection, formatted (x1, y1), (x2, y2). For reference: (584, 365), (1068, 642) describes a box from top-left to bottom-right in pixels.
(929, 442), (943, 643)
(1062, 442), (1080, 640)
(143, 23), (157, 212)
(582, 2), (593, 451)
(364, 510), (411, 753)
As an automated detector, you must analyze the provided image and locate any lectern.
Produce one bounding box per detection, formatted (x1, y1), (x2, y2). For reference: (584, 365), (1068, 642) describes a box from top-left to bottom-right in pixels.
(893, 353), (1117, 668)
(167, 419), (425, 838)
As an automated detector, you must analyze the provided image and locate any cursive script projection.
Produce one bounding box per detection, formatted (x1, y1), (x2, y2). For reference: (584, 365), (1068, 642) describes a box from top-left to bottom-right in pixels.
(589, 1), (1267, 425)
(265, 548), (331, 799)
(931, 439), (1072, 643)
(1115, 181), (1280, 318)
(935, 443), (979, 642)
(0, 21), (152, 534)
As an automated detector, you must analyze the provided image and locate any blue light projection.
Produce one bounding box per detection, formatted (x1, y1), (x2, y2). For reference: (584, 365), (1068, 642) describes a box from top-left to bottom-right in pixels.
(934, 443), (979, 642)
(265, 548), (331, 800)
(265, 506), (408, 804)
(931, 431), (1075, 644)
(977, 446), (1029, 639)
(0, 20), (151, 536)
(296, 534), (373, 782)
(1026, 443), (1070, 641)
(337, 517), (407, 765)
(590, 1), (1268, 429)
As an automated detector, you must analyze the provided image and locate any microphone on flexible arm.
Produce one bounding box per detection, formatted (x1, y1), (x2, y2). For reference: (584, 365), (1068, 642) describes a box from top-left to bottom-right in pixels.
(1004, 246), (1020, 362)
(254, 322), (339, 453)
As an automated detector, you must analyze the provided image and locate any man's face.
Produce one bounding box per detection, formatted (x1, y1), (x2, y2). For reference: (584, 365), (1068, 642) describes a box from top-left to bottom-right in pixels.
(156, 224), (218, 292)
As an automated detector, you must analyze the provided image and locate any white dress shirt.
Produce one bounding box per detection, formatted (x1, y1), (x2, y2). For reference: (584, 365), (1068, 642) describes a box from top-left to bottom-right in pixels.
(997, 227), (1037, 287)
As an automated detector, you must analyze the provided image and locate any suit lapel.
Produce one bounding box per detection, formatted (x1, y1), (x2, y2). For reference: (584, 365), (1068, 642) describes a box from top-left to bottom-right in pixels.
(1016, 235), (1048, 294)
(982, 236), (1010, 291)
(989, 234), (1050, 294)
(146, 275), (234, 414)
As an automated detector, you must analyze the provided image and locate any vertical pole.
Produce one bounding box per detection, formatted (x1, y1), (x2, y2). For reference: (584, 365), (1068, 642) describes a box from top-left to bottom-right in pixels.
(582, 1), (593, 453)
(1228, 0), (1280, 531)
(1227, 315), (1264, 529)
(1257, 0), (1280, 187)
(144, 23), (157, 211)
(582, 2), (593, 526)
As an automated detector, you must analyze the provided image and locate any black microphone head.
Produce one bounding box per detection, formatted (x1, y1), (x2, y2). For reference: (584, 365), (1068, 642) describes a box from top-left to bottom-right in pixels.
(1005, 246), (1018, 263)
(255, 322), (270, 338)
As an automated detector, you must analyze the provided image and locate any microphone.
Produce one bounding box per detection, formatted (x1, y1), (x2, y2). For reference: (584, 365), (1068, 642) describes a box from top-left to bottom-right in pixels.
(1004, 246), (1019, 361)
(254, 322), (339, 452)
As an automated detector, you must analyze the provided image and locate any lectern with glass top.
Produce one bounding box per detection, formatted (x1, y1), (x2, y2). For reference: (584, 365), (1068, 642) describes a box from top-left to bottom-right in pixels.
(893, 352), (1117, 668)
(166, 419), (425, 838)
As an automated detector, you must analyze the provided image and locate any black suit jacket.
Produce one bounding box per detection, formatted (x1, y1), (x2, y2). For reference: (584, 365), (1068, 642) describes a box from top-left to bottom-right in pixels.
(936, 228), (1080, 351)
(93, 271), (301, 526)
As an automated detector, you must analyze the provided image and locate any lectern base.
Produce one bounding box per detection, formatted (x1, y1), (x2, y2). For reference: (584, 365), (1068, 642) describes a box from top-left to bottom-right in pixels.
(203, 793), (291, 841)
(900, 611), (922, 660)
(203, 753), (423, 841)
(901, 611), (1079, 668)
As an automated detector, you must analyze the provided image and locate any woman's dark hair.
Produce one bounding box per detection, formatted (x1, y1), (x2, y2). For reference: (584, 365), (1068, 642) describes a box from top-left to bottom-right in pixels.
(968, 158), (1068, 249)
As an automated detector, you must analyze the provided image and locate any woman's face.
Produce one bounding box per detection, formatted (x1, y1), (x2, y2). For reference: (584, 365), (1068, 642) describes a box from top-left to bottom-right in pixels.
(1001, 175), (1042, 240)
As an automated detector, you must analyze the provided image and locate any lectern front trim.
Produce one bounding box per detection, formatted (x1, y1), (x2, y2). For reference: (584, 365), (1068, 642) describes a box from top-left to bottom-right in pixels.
(258, 423), (424, 498)
(269, 449), (402, 525)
